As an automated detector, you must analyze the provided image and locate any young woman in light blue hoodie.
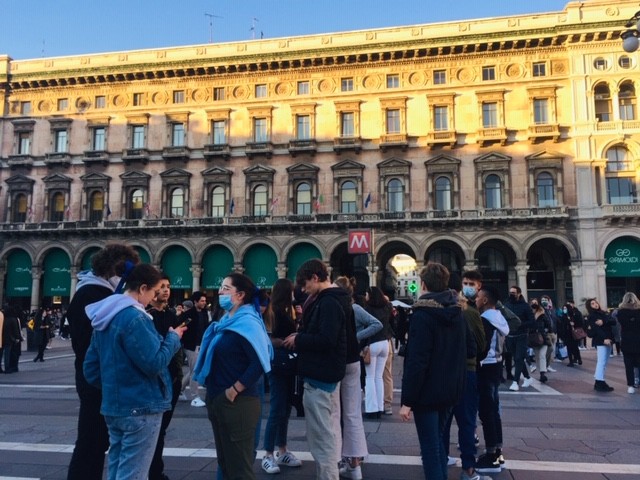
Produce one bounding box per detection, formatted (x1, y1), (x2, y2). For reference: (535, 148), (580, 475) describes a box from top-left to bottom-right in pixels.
(84, 264), (186, 480)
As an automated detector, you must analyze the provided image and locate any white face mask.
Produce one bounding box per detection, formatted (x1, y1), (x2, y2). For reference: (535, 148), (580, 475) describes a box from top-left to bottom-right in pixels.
(108, 276), (121, 290)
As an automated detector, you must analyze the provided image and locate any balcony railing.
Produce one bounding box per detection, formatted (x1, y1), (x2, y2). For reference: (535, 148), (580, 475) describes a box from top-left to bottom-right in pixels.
(162, 146), (191, 162)
(426, 130), (457, 148)
(596, 120), (640, 132)
(477, 127), (507, 146)
(288, 139), (317, 156)
(379, 133), (408, 151)
(122, 148), (150, 164)
(7, 154), (34, 169)
(203, 143), (231, 160)
(82, 150), (109, 166)
(45, 152), (71, 167)
(246, 141), (274, 159)
(528, 124), (560, 143)
(333, 136), (362, 154)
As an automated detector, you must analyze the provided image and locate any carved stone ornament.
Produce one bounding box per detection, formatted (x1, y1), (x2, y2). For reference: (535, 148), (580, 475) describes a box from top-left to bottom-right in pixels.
(38, 100), (53, 113)
(113, 95), (127, 108)
(363, 75), (381, 90)
(192, 89), (209, 102)
(506, 63), (523, 79)
(233, 86), (249, 100)
(318, 79), (335, 94)
(408, 71), (426, 87)
(457, 67), (475, 84)
(275, 82), (292, 96)
(152, 91), (169, 105)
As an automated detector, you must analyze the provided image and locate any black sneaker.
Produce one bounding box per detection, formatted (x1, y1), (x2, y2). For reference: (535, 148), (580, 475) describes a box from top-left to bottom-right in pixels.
(495, 448), (505, 469)
(475, 452), (501, 473)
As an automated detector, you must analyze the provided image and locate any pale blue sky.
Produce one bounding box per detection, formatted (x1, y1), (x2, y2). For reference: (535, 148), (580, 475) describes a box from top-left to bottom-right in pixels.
(3, 1), (571, 60)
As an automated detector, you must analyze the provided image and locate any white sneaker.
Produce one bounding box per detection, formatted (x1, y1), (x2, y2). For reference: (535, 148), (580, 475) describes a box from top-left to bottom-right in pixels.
(529, 365), (537, 373)
(190, 397), (206, 407)
(547, 366), (557, 372)
(448, 456), (458, 466)
(522, 377), (533, 388)
(339, 463), (362, 480)
(276, 450), (302, 467)
(262, 455), (281, 474)
(508, 381), (519, 392)
(628, 386), (636, 394)
(178, 392), (188, 401)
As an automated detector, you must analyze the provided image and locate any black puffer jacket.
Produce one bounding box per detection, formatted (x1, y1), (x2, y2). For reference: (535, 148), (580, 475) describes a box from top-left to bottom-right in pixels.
(401, 289), (467, 412)
(616, 307), (640, 355)
(586, 310), (615, 347)
(504, 297), (536, 335)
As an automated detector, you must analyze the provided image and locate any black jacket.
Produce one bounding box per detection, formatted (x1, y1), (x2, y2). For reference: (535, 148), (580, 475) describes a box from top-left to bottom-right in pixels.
(401, 290), (467, 412)
(295, 287), (349, 383)
(179, 307), (207, 351)
(586, 310), (615, 346)
(504, 297), (536, 335)
(616, 307), (640, 355)
(148, 305), (184, 381)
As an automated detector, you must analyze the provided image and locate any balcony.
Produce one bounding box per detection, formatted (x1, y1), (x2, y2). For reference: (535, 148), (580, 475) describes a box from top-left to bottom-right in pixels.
(477, 127), (508, 146)
(203, 143), (231, 160)
(333, 136), (362, 154)
(528, 124), (560, 143)
(595, 120), (640, 132)
(426, 131), (457, 148)
(122, 148), (150, 165)
(162, 146), (191, 163)
(82, 150), (109, 166)
(379, 133), (408, 152)
(288, 139), (317, 156)
(245, 141), (273, 159)
(7, 154), (34, 170)
(44, 152), (71, 167)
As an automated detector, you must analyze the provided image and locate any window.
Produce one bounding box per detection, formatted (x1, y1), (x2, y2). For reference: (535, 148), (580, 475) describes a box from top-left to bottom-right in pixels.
(92, 127), (106, 151)
(482, 103), (498, 128)
(607, 177), (635, 204)
(95, 96), (106, 109)
(296, 115), (311, 140)
(296, 183), (312, 215)
(340, 180), (357, 213)
(341, 78), (354, 92)
(619, 56), (633, 69)
(386, 74), (399, 88)
(433, 70), (446, 85)
(341, 112), (355, 137)
(434, 106), (449, 131)
(255, 84), (267, 98)
(387, 179), (404, 212)
(18, 132), (31, 154)
(594, 58), (608, 70)
(89, 191), (104, 222)
(435, 176), (452, 211)
(253, 185), (268, 216)
(619, 83), (636, 121)
(173, 90), (185, 104)
(130, 189), (144, 219)
(132, 125), (145, 148)
(594, 84), (612, 122)
(20, 102), (31, 115)
(170, 188), (184, 217)
(297, 81), (309, 95)
(607, 146), (632, 172)
(171, 123), (185, 147)
(532, 62), (547, 77)
(484, 174), (502, 209)
(54, 129), (68, 153)
(536, 172), (556, 207)
(482, 66), (496, 81)
(57, 98), (68, 111)
(210, 186), (225, 217)
(533, 98), (549, 125)
(13, 194), (28, 223)
(213, 87), (225, 101)
(212, 120), (226, 145)
(133, 93), (144, 106)
(253, 118), (268, 142)
(386, 109), (401, 134)
(50, 192), (65, 222)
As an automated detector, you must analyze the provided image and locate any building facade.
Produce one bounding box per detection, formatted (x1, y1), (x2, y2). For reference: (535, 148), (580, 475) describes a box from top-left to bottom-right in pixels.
(1, 0), (639, 310)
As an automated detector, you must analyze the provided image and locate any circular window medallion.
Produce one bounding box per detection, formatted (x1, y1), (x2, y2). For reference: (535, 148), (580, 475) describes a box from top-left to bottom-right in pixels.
(152, 91), (169, 105)
(233, 86), (248, 99)
(38, 100), (52, 113)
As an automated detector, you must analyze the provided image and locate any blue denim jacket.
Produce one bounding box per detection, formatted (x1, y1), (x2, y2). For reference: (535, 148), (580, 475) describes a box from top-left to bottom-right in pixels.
(83, 294), (181, 417)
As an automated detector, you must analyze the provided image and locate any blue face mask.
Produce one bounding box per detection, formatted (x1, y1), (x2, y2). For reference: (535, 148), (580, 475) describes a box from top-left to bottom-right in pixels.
(219, 294), (235, 311)
(462, 286), (476, 299)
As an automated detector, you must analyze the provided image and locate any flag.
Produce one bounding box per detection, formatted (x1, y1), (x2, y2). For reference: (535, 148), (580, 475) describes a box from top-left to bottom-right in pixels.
(144, 203), (151, 218)
(229, 198), (235, 215)
(65, 205), (71, 220)
(270, 197), (279, 213)
(314, 194), (324, 212)
(105, 204), (112, 218)
(364, 192), (372, 209)
(27, 206), (33, 222)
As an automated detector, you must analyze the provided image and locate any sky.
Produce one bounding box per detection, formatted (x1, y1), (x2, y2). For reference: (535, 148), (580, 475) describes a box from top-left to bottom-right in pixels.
(2, 1), (573, 60)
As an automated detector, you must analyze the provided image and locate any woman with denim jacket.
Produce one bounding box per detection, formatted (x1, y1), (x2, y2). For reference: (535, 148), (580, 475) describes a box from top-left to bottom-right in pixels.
(83, 264), (186, 480)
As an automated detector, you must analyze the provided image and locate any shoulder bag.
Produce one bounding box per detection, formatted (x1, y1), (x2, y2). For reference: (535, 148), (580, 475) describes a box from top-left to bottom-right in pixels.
(571, 327), (587, 341)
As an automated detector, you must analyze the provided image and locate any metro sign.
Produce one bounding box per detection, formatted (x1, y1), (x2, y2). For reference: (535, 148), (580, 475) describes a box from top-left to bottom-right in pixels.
(348, 229), (373, 254)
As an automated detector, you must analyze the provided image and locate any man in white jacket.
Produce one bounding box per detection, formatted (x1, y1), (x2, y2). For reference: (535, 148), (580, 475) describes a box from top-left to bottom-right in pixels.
(474, 285), (509, 474)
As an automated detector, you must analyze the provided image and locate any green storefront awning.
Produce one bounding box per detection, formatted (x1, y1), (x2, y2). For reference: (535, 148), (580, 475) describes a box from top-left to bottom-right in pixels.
(243, 244), (278, 289)
(43, 248), (71, 296)
(81, 247), (101, 271)
(161, 246), (192, 289)
(202, 245), (234, 289)
(605, 237), (640, 277)
(287, 243), (322, 281)
(135, 246), (151, 264)
(6, 249), (32, 297)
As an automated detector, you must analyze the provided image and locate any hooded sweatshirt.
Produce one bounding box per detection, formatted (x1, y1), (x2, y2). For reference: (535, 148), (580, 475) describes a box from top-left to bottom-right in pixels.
(479, 308), (509, 366)
(83, 294), (182, 417)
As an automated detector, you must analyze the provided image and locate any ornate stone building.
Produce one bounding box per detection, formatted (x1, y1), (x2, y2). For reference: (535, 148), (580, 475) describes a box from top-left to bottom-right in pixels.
(1, 0), (639, 310)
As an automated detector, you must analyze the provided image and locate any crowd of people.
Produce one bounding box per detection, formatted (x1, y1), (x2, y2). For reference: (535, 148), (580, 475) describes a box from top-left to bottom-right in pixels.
(2, 244), (639, 480)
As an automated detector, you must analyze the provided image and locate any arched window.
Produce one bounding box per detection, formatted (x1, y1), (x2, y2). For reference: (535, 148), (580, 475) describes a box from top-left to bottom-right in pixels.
(484, 174), (502, 209)
(296, 182), (312, 215)
(253, 185), (268, 216)
(536, 172), (556, 207)
(387, 179), (404, 212)
(130, 189), (144, 219)
(50, 192), (65, 222)
(594, 83), (612, 122)
(478, 247), (506, 272)
(619, 82), (636, 121)
(170, 188), (184, 217)
(211, 186), (225, 217)
(606, 146), (632, 172)
(13, 194), (27, 223)
(605, 146), (635, 205)
(340, 180), (357, 213)
(434, 176), (452, 211)
(89, 191), (104, 222)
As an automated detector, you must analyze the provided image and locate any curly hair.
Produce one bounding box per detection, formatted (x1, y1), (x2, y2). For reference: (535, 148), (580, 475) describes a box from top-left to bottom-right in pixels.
(91, 244), (140, 279)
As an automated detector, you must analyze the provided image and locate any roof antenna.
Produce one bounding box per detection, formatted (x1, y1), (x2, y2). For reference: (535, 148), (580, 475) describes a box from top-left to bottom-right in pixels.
(41, 39), (45, 57)
(250, 17), (259, 39)
(204, 12), (223, 43)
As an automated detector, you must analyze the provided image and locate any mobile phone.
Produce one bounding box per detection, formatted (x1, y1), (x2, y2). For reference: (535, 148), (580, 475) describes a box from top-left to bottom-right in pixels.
(177, 317), (192, 328)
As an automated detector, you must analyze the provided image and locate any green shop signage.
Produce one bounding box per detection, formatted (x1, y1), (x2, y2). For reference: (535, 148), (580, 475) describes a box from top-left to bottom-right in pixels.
(605, 237), (640, 277)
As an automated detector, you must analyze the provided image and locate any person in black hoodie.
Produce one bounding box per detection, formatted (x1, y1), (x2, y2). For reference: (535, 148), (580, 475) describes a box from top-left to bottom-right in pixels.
(66, 244), (139, 480)
(283, 259), (348, 480)
(504, 286), (536, 391)
(614, 292), (640, 394)
(585, 298), (615, 392)
(400, 262), (467, 480)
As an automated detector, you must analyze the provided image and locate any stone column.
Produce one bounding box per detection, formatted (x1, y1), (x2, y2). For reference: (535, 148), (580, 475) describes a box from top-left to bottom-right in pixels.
(191, 265), (202, 292)
(463, 259), (479, 272)
(596, 261), (608, 306)
(276, 262), (287, 280)
(69, 267), (79, 301)
(515, 261), (529, 299)
(233, 262), (244, 274)
(30, 266), (42, 312)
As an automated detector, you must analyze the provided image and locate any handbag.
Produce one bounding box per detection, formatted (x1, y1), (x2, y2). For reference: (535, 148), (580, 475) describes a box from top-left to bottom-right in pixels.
(556, 341), (568, 360)
(271, 347), (298, 375)
(572, 327), (587, 341)
(527, 331), (545, 348)
(360, 346), (371, 365)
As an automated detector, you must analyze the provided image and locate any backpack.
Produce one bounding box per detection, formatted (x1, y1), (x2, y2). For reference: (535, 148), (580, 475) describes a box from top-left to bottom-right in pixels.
(497, 301), (521, 334)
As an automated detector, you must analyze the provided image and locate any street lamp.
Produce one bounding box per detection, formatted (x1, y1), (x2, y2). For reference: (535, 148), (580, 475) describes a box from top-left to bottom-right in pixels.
(621, 10), (640, 53)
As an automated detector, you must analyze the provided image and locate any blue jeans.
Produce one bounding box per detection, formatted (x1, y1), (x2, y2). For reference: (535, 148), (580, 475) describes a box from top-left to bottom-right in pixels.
(414, 409), (449, 480)
(444, 370), (478, 470)
(263, 372), (293, 452)
(105, 413), (163, 480)
(477, 363), (502, 452)
(595, 345), (611, 381)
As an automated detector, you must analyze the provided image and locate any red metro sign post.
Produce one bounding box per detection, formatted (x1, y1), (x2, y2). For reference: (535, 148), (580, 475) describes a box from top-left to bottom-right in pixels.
(348, 229), (373, 254)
